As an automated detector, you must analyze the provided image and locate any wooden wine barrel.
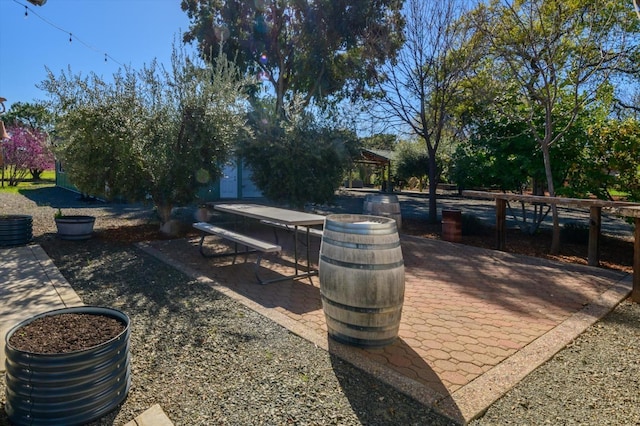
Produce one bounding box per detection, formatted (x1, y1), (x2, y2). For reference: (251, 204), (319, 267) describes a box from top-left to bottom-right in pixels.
(362, 194), (402, 231)
(319, 214), (405, 348)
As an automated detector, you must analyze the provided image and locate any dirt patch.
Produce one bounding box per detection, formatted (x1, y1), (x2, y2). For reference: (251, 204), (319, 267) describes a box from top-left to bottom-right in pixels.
(8, 313), (126, 354)
(402, 217), (634, 274)
(95, 219), (634, 275)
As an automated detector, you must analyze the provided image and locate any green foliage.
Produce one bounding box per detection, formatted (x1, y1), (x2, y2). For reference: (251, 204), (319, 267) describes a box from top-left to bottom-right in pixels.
(3, 101), (55, 132)
(361, 134), (397, 151)
(239, 100), (359, 208)
(451, 106), (581, 192)
(394, 140), (428, 187)
(41, 45), (250, 227)
(181, 0), (405, 115)
(563, 118), (640, 202)
(470, 0), (639, 180)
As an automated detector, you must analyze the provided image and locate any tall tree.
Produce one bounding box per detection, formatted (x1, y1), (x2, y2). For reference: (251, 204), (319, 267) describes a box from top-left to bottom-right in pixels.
(369, 0), (479, 222)
(471, 0), (640, 253)
(181, 0), (405, 116)
(239, 96), (359, 208)
(2, 125), (54, 185)
(565, 117), (640, 203)
(3, 101), (54, 132)
(3, 101), (56, 180)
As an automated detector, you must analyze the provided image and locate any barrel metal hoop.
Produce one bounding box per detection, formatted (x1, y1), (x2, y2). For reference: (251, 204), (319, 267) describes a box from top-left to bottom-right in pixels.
(321, 237), (401, 250)
(320, 255), (404, 270)
(324, 225), (397, 235)
(321, 295), (401, 314)
(328, 331), (397, 347)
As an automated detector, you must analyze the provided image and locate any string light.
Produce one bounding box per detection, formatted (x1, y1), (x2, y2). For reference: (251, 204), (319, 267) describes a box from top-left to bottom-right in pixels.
(11, 0), (124, 67)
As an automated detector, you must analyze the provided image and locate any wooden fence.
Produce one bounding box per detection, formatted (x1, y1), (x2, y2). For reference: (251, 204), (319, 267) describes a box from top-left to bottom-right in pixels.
(461, 190), (640, 302)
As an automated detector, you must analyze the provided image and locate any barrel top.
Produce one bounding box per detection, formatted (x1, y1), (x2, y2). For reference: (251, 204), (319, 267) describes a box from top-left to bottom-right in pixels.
(326, 214), (395, 225)
(364, 194), (400, 202)
(325, 214), (399, 233)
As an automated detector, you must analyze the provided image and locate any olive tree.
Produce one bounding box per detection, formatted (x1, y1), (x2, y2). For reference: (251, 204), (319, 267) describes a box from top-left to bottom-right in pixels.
(41, 46), (249, 233)
(239, 97), (359, 209)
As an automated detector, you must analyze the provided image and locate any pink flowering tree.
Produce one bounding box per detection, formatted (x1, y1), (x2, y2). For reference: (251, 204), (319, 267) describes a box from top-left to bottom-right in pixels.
(2, 125), (54, 186)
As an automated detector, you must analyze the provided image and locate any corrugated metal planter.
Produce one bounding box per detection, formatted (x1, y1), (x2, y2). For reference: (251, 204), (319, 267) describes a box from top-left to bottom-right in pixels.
(54, 215), (95, 240)
(0, 215), (33, 247)
(4, 306), (131, 426)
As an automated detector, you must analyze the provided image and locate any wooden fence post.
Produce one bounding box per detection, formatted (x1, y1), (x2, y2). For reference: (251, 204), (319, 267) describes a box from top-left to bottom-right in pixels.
(633, 218), (640, 303)
(496, 198), (506, 251)
(588, 206), (601, 267)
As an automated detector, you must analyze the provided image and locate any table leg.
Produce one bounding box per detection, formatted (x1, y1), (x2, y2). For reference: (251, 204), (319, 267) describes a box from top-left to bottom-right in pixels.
(306, 228), (311, 272)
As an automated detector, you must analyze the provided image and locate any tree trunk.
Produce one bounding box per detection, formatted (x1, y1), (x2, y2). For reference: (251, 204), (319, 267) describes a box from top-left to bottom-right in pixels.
(427, 152), (438, 223)
(541, 143), (561, 254)
(30, 169), (42, 181)
(156, 203), (175, 236)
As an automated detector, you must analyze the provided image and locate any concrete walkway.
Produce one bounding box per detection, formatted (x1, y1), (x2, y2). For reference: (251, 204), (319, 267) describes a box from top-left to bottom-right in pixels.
(0, 244), (83, 373)
(0, 244), (174, 426)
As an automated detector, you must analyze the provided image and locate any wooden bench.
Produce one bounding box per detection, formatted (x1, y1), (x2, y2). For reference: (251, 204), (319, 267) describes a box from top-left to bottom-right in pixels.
(259, 220), (323, 246)
(193, 222), (281, 284)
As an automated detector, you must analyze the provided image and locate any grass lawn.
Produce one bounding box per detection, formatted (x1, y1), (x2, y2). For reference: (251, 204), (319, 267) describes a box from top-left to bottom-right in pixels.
(0, 170), (56, 193)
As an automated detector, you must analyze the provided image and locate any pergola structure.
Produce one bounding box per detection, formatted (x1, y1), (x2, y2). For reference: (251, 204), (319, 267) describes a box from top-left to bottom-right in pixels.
(348, 148), (395, 192)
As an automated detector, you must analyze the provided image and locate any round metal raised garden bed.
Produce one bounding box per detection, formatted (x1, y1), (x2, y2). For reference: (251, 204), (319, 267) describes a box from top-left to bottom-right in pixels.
(0, 215), (33, 247)
(4, 306), (131, 426)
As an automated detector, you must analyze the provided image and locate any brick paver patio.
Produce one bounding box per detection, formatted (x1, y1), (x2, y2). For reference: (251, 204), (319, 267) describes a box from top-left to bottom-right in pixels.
(142, 228), (631, 423)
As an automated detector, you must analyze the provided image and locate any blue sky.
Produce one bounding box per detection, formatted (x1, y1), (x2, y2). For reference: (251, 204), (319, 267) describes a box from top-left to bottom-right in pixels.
(0, 0), (194, 110)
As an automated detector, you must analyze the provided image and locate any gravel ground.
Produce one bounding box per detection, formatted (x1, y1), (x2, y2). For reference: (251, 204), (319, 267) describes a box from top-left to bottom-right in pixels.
(1, 188), (640, 425)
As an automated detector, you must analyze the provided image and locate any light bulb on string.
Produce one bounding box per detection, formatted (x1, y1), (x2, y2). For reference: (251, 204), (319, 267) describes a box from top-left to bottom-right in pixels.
(14, 1), (124, 67)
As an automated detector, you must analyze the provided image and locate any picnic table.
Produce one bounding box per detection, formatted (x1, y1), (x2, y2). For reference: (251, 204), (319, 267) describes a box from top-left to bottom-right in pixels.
(211, 203), (326, 284)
